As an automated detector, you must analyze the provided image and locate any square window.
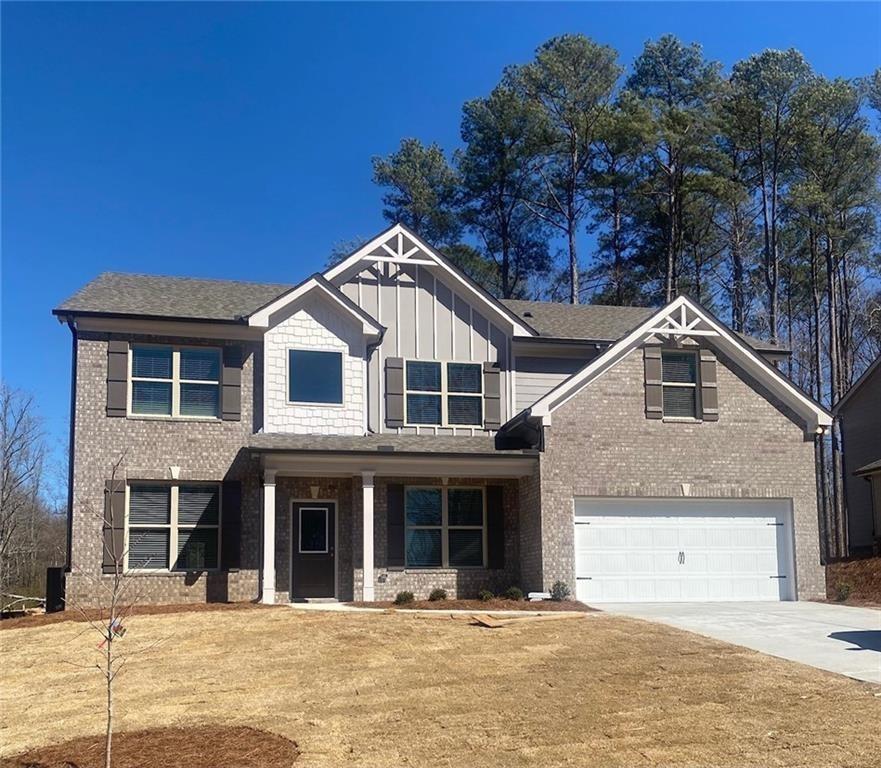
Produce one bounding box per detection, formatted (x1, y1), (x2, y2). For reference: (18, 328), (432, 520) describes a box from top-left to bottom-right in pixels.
(129, 486), (171, 525)
(405, 488), (442, 526)
(447, 363), (481, 393)
(663, 387), (697, 418)
(406, 528), (442, 567)
(176, 527), (218, 570)
(131, 381), (172, 415)
(662, 352), (697, 384)
(128, 529), (170, 570)
(179, 383), (220, 418)
(288, 350), (343, 404)
(448, 488), (483, 526)
(180, 348), (220, 381)
(448, 529), (483, 567)
(407, 361), (441, 392)
(132, 346), (172, 379)
(406, 393), (442, 424)
(448, 396), (482, 425)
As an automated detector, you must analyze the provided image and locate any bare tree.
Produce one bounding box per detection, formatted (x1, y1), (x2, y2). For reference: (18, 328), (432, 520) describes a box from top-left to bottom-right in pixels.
(1, 385), (46, 599)
(64, 454), (162, 768)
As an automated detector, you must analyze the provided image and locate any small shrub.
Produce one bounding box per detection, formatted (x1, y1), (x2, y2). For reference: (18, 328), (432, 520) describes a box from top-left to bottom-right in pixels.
(503, 586), (524, 601)
(478, 589), (494, 602)
(549, 581), (570, 601)
(394, 590), (414, 605)
(835, 581), (853, 602)
(428, 588), (447, 602)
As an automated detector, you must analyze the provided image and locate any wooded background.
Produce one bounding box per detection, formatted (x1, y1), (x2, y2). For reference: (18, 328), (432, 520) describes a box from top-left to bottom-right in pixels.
(367, 35), (881, 560)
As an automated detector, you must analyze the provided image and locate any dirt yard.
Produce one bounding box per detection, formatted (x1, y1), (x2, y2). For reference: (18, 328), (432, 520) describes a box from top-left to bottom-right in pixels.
(1, 607), (879, 767)
(827, 556), (881, 604)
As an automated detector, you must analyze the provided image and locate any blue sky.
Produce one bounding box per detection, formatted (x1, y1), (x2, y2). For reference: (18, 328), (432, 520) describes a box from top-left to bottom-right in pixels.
(3, 1), (880, 469)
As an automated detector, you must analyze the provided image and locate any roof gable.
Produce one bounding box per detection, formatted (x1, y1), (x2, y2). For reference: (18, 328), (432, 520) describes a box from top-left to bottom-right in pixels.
(323, 223), (537, 337)
(834, 354), (881, 413)
(247, 273), (384, 337)
(524, 295), (831, 433)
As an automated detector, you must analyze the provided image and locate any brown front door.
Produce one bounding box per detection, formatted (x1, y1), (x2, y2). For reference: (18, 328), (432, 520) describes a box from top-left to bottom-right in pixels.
(291, 502), (336, 599)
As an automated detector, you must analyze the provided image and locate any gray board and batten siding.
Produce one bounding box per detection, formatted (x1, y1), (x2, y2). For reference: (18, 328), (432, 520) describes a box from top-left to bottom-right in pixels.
(338, 262), (511, 435)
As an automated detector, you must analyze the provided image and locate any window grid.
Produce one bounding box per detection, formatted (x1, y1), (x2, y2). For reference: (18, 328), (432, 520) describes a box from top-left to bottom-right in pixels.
(404, 360), (483, 428)
(404, 486), (486, 568)
(661, 350), (699, 420)
(129, 344), (221, 419)
(126, 483), (221, 572)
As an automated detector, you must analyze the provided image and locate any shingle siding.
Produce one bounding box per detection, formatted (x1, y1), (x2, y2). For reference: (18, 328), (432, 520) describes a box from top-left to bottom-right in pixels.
(533, 345), (825, 600)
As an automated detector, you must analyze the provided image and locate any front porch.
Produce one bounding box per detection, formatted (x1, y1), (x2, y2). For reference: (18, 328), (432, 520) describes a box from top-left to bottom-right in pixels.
(252, 435), (538, 604)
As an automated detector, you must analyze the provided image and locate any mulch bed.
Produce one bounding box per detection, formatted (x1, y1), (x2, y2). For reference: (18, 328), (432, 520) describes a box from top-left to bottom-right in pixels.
(0, 601), (276, 631)
(0, 726), (298, 768)
(348, 598), (592, 612)
(826, 555), (881, 603)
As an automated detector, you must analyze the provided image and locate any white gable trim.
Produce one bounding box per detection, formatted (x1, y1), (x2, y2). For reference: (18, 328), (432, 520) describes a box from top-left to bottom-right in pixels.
(323, 223), (537, 337)
(528, 295), (832, 432)
(248, 276), (383, 338)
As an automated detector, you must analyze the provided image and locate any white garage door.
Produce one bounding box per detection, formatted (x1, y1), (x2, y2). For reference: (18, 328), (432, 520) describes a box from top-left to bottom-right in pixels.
(574, 498), (795, 603)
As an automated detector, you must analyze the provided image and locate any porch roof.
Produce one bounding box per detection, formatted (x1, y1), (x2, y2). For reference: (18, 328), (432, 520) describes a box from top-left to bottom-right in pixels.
(249, 433), (538, 478)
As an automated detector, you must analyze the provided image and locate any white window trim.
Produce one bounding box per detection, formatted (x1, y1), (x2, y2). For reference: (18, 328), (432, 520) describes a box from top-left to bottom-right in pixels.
(124, 481), (222, 573)
(128, 343), (222, 420)
(403, 485), (486, 569)
(661, 350), (701, 421)
(298, 506), (330, 554)
(286, 347), (346, 408)
(404, 360), (483, 428)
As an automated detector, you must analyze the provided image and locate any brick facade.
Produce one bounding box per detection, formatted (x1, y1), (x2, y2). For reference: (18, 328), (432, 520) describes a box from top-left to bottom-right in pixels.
(533, 345), (825, 600)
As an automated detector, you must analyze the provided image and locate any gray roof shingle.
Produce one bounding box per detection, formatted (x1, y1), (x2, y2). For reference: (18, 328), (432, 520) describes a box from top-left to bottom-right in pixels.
(502, 299), (785, 353)
(854, 458), (881, 477)
(249, 432), (532, 456)
(54, 272), (292, 322)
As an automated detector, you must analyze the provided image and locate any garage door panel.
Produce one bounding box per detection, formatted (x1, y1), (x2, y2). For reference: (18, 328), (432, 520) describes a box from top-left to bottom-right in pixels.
(574, 499), (794, 603)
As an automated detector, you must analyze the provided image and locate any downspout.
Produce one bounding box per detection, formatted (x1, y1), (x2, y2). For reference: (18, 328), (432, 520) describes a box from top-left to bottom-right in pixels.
(64, 317), (78, 570)
(364, 330), (386, 434)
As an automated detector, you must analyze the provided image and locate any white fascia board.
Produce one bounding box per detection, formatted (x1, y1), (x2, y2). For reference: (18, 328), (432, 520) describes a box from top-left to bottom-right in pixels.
(323, 223), (536, 337)
(249, 278), (382, 338)
(529, 295), (832, 430)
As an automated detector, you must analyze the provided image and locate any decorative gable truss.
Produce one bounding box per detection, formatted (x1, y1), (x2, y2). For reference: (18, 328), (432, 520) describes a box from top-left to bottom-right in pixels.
(523, 295), (832, 436)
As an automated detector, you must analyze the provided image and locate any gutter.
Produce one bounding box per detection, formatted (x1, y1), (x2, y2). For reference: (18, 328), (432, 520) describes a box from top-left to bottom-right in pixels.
(64, 317), (78, 571)
(51, 309), (249, 325)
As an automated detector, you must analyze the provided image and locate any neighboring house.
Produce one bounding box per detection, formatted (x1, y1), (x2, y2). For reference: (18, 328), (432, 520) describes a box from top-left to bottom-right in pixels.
(834, 355), (881, 555)
(54, 223), (832, 607)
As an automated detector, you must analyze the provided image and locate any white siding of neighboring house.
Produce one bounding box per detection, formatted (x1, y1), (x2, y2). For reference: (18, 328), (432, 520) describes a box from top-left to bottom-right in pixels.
(263, 294), (366, 435)
(339, 263), (510, 435)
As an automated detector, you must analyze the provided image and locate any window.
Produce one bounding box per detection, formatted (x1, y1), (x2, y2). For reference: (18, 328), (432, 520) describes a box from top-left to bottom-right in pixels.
(288, 349), (343, 404)
(404, 486), (485, 568)
(405, 361), (483, 427)
(299, 507), (328, 553)
(127, 483), (220, 571)
(661, 351), (699, 419)
(130, 345), (221, 418)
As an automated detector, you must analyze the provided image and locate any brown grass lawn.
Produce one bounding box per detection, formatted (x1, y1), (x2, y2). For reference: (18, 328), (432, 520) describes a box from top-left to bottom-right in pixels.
(1, 607), (879, 767)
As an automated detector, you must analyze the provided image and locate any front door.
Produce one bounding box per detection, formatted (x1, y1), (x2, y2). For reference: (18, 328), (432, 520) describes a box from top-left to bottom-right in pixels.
(291, 502), (336, 599)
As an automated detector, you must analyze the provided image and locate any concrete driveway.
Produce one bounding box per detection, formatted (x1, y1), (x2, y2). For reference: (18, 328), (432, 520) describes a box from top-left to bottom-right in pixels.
(601, 601), (881, 683)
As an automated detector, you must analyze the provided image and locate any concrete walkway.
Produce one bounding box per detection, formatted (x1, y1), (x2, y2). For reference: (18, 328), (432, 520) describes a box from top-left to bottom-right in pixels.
(601, 601), (881, 684)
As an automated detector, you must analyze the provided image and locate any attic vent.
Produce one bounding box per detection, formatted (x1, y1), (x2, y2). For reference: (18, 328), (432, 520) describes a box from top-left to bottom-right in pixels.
(377, 445), (396, 453)
(523, 311), (534, 318)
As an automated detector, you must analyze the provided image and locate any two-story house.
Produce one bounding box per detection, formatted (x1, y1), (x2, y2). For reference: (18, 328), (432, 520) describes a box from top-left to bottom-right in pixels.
(54, 223), (832, 606)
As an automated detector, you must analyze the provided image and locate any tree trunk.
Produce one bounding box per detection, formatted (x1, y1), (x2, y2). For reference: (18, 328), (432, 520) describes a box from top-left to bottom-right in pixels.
(825, 235), (846, 558)
(568, 222), (578, 305)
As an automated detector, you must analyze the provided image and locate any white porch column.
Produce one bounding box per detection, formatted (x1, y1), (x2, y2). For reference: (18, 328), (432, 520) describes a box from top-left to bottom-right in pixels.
(261, 470), (277, 605)
(362, 471), (375, 602)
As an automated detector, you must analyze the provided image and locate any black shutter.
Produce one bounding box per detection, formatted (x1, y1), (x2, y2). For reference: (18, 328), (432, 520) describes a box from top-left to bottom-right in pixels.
(386, 483), (405, 568)
(385, 358), (404, 428)
(483, 362), (501, 431)
(221, 480), (242, 570)
(699, 349), (719, 421)
(102, 478), (126, 573)
(222, 346), (242, 421)
(106, 340), (128, 417)
(486, 485), (504, 569)
(644, 345), (663, 420)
